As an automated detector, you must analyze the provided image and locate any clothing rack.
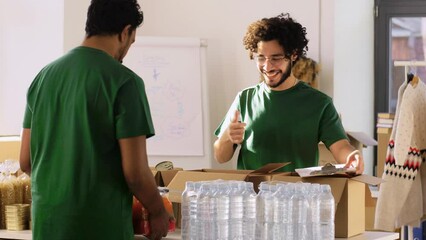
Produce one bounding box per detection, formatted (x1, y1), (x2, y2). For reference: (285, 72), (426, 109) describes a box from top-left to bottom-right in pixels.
(394, 60), (426, 79)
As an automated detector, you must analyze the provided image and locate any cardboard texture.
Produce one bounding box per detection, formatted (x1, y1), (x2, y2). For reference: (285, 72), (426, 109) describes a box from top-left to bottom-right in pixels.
(166, 163), (290, 203)
(150, 167), (182, 187)
(319, 131), (378, 166)
(271, 174), (382, 238)
(365, 186), (378, 231)
(377, 127), (392, 178)
(0, 136), (21, 162)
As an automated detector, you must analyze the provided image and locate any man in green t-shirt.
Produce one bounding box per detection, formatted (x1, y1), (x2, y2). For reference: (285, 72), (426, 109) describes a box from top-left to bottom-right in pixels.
(19, 1), (169, 239)
(214, 13), (364, 174)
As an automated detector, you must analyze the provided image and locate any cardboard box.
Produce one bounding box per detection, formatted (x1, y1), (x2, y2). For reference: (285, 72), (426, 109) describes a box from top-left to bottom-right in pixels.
(319, 131), (378, 166)
(271, 174), (383, 238)
(377, 127), (392, 178)
(166, 163), (382, 237)
(365, 186), (378, 231)
(166, 163), (288, 228)
(166, 163), (289, 203)
(0, 136), (21, 162)
(150, 167), (182, 187)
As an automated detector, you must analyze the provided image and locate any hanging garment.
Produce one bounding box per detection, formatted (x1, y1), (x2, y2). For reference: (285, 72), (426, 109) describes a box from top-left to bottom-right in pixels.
(375, 80), (426, 231)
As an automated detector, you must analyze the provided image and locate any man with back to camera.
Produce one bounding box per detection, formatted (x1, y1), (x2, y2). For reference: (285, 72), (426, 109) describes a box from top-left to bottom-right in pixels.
(214, 13), (364, 174)
(19, 0), (169, 239)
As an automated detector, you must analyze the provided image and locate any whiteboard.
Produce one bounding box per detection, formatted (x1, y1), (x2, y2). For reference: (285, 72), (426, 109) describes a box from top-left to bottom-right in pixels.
(123, 37), (204, 156)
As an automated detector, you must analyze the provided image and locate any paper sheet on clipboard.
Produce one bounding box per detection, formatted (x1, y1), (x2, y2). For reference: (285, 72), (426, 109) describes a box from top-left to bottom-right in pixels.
(295, 163), (357, 178)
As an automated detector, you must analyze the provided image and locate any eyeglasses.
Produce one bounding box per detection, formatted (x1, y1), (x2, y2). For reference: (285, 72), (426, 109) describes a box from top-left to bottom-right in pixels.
(254, 55), (289, 65)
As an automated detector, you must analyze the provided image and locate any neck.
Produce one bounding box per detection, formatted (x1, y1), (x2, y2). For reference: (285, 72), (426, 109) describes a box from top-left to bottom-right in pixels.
(81, 35), (120, 60)
(270, 75), (298, 91)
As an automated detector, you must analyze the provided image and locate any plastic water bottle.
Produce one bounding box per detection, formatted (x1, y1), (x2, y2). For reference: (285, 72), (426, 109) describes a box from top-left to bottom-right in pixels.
(272, 183), (286, 240)
(291, 182), (309, 240)
(256, 182), (275, 240)
(215, 182), (230, 240)
(242, 182), (256, 240)
(302, 183), (313, 240)
(255, 182), (267, 240)
(309, 183), (321, 240)
(181, 181), (195, 240)
(273, 183), (295, 240)
(197, 183), (213, 240)
(229, 181), (243, 240)
(283, 183), (295, 240)
(319, 184), (335, 240)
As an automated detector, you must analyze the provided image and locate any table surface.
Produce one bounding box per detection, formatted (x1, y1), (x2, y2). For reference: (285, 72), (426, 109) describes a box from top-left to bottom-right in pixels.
(0, 229), (399, 240)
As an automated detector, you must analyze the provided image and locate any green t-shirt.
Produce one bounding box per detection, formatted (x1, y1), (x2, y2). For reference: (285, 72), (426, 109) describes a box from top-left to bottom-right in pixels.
(23, 46), (154, 240)
(215, 81), (347, 172)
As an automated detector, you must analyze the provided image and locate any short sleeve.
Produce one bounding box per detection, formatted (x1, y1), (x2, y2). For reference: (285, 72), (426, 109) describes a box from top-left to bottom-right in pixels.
(114, 77), (155, 139)
(23, 104), (32, 129)
(22, 73), (42, 129)
(318, 100), (348, 148)
(214, 94), (241, 138)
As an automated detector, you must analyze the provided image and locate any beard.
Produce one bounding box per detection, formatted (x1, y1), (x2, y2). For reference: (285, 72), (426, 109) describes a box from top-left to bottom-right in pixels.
(264, 61), (292, 88)
(117, 46), (126, 63)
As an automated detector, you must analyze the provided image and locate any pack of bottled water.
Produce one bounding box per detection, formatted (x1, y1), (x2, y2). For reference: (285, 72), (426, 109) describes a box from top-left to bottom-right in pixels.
(181, 180), (334, 240)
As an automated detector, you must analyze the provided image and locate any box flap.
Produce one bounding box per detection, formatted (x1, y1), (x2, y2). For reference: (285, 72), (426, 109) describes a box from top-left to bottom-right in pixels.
(350, 174), (384, 186)
(250, 162), (290, 174)
(346, 131), (377, 147)
(201, 169), (253, 174)
(160, 168), (182, 187)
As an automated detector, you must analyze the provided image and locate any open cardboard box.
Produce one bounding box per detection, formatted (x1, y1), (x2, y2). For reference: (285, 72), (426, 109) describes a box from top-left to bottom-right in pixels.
(167, 162), (289, 203)
(166, 163), (288, 228)
(166, 162), (383, 237)
(319, 131), (377, 166)
(365, 186), (379, 231)
(150, 167), (183, 187)
(272, 173), (383, 238)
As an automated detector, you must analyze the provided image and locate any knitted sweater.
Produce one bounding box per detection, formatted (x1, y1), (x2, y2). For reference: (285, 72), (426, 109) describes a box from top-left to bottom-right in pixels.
(375, 80), (426, 231)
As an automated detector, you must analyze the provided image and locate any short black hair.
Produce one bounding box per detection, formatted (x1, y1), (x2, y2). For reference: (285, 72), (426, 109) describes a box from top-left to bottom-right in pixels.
(243, 13), (309, 60)
(85, 0), (144, 37)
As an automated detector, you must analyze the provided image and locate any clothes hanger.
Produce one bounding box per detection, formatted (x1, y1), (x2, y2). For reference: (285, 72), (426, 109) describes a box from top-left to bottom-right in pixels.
(407, 73), (414, 83)
(410, 75), (419, 87)
(407, 64), (419, 87)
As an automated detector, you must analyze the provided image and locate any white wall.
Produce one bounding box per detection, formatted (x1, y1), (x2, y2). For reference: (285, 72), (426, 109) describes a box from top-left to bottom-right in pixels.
(0, 0), (64, 135)
(0, 0), (376, 175)
(332, 0), (375, 175)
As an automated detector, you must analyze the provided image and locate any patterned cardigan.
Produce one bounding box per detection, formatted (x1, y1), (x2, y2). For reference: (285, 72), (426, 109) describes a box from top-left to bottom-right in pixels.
(375, 80), (426, 231)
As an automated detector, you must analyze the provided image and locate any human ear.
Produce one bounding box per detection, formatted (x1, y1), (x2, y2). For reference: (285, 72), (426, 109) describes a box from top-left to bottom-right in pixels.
(119, 25), (133, 42)
(290, 53), (298, 62)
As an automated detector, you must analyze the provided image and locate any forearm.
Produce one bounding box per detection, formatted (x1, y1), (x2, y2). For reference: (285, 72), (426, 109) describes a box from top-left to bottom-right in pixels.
(119, 136), (166, 215)
(127, 167), (165, 215)
(329, 139), (357, 164)
(213, 135), (236, 163)
(19, 128), (31, 175)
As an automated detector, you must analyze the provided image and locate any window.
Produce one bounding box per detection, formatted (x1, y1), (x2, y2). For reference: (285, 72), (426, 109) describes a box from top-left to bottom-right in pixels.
(374, 0), (426, 114)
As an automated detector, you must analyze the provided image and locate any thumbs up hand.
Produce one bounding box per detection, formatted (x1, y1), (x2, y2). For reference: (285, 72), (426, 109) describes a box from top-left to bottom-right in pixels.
(227, 110), (246, 144)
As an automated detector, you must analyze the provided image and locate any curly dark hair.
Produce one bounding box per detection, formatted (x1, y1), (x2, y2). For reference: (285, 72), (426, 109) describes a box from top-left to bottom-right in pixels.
(243, 13), (309, 61)
(85, 0), (144, 37)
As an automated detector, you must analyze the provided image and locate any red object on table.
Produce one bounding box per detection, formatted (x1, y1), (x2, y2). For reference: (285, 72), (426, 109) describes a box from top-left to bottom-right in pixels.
(132, 194), (176, 236)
